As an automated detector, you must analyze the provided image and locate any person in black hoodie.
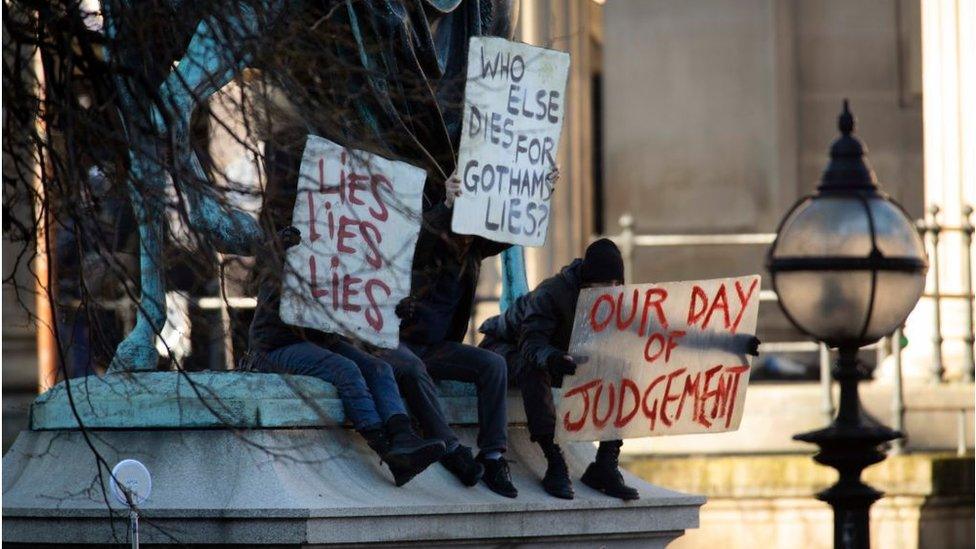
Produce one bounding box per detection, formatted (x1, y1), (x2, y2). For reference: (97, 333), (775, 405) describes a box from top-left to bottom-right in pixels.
(477, 239), (638, 500)
(245, 144), (445, 487)
(479, 239), (762, 500)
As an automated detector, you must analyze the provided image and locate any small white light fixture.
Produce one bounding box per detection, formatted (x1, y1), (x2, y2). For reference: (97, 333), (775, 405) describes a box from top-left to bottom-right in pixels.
(111, 459), (152, 506)
(111, 459), (151, 549)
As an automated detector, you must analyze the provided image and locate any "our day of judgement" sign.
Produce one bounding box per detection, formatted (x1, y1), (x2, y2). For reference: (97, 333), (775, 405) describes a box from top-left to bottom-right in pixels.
(556, 275), (762, 442)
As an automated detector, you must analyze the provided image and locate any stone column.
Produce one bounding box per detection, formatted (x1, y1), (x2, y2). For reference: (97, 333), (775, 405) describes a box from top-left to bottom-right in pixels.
(899, 0), (976, 382)
(471, 1), (597, 335)
(517, 0), (595, 285)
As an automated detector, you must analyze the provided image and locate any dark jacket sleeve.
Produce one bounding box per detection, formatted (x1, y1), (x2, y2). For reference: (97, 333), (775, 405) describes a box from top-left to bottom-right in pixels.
(475, 236), (513, 260)
(517, 290), (566, 370)
(423, 202), (453, 235)
(410, 202), (454, 275)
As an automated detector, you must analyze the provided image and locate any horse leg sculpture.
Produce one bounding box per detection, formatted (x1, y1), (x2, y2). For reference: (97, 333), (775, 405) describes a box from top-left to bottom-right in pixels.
(102, 2), (171, 372)
(105, 2), (280, 371)
(151, 3), (283, 255)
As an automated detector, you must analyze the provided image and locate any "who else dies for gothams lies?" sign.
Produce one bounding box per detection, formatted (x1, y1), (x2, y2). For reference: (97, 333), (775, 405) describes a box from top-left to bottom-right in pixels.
(556, 275), (762, 442)
(280, 135), (425, 349)
(451, 36), (570, 247)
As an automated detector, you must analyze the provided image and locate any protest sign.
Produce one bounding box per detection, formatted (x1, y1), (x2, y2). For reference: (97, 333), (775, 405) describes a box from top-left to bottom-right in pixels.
(556, 275), (762, 442)
(280, 135), (426, 348)
(451, 36), (570, 247)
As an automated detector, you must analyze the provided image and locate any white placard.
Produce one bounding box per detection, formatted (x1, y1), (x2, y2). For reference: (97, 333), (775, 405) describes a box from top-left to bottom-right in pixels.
(556, 275), (762, 442)
(451, 36), (570, 247)
(280, 135), (426, 348)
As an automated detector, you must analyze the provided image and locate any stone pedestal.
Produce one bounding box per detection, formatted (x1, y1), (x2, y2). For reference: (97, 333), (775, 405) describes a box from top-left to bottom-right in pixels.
(2, 372), (703, 546)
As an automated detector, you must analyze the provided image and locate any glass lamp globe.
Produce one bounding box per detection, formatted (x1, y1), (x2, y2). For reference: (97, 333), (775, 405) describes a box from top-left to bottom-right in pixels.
(767, 101), (927, 348)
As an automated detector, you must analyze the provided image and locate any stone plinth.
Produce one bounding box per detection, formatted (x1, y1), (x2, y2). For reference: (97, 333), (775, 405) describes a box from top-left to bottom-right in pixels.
(3, 372), (704, 546)
(28, 371), (489, 429)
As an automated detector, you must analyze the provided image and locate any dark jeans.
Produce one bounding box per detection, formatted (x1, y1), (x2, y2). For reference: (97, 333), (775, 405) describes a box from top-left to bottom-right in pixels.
(479, 336), (557, 442)
(256, 340), (407, 431)
(481, 336), (625, 458)
(381, 341), (508, 454)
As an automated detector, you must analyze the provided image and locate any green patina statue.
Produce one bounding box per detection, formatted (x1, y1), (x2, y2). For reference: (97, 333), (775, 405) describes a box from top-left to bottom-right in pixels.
(102, 0), (526, 372)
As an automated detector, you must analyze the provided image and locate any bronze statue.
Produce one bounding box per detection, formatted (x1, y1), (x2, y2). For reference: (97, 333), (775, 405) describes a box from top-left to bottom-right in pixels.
(102, 0), (519, 371)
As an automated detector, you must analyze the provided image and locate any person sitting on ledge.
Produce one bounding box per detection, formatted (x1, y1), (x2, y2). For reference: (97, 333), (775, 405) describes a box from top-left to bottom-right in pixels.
(379, 173), (517, 499)
(477, 239), (640, 501)
(243, 145), (444, 488)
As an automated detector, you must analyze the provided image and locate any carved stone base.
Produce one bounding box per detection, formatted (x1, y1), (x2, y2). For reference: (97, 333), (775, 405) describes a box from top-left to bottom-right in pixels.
(5, 372), (703, 546)
(3, 427), (702, 546)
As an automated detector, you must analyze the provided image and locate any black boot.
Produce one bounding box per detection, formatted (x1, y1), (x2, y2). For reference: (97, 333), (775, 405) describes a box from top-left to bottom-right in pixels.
(382, 415), (446, 487)
(440, 445), (484, 487)
(539, 439), (573, 500)
(476, 454), (518, 498)
(361, 424), (390, 457)
(581, 440), (639, 500)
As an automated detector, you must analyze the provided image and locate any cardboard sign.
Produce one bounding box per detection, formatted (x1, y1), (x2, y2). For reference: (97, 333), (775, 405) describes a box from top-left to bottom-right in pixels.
(556, 275), (762, 442)
(280, 135), (426, 348)
(451, 36), (570, 247)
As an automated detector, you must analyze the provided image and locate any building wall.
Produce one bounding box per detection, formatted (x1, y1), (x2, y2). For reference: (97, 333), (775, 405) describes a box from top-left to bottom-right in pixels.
(601, 0), (924, 283)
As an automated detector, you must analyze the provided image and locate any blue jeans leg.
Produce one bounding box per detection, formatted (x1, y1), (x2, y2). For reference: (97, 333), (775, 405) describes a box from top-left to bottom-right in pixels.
(260, 342), (382, 430)
(332, 341), (407, 422)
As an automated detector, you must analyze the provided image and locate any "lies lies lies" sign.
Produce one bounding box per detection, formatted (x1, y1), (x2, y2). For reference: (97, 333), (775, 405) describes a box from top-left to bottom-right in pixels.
(280, 135), (426, 348)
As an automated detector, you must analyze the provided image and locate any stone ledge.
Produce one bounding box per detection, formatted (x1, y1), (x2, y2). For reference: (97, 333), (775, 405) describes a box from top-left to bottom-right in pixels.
(30, 371), (499, 430)
(2, 427), (704, 546)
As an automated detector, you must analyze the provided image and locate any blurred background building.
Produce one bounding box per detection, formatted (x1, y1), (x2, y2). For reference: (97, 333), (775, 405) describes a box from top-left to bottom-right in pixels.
(3, 1), (973, 547)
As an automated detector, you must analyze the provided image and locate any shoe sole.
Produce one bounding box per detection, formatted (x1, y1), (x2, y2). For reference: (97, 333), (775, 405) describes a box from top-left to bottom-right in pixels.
(387, 442), (447, 487)
(443, 461), (484, 487)
(484, 484), (518, 498)
(543, 486), (575, 500)
(580, 476), (640, 501)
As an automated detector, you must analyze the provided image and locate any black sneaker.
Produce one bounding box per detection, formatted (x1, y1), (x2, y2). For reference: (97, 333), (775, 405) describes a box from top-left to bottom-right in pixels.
(383, 415), (446, 487)
(477, 455), (518, 498)
(541, 446), (574, 500)
(441, 445), (484, 487)
(580, 462), (640, 501)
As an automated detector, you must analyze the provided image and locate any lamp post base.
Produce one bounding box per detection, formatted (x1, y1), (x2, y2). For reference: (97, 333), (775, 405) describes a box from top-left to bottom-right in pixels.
(794, 346), (902, 549)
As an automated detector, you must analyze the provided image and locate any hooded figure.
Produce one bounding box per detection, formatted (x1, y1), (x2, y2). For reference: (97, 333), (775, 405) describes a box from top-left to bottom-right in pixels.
(478, 239), (641, 501)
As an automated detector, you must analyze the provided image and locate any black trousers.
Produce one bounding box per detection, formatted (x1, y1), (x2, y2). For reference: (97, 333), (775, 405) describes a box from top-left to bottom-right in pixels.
(478, 335), (561, 442)
(479, 335), (624, 459)
(380, 340), (509, 454)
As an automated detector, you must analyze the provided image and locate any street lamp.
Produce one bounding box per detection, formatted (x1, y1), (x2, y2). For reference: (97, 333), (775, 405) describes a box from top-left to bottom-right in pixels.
(766, 101), (928, 549)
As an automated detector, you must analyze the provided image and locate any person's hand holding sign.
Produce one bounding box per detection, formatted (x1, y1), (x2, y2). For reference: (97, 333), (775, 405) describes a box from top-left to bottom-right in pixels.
(747, 336), (761, 357)
(546, 166), (560, 197)
(277, 226), (301, 249)
(261, 225), (301, 255)
(547, 354), (577, 377)
(444, 173), (462, 209)
(395, 296), (416, 320)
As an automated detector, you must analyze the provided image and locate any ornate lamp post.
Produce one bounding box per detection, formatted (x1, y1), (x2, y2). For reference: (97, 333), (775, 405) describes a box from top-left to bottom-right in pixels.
(766, 101), (928, 549)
